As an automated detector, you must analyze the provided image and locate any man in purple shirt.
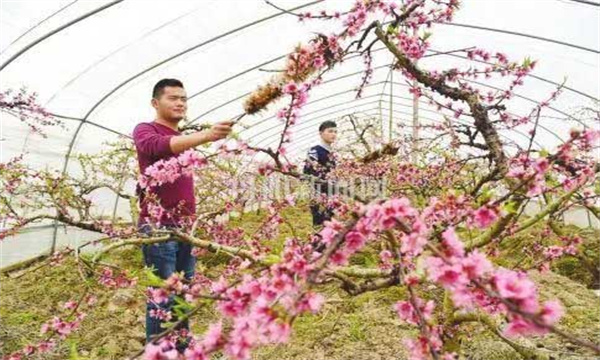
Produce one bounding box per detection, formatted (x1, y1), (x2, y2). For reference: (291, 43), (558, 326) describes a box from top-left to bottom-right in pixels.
(133, 78), (232, 346)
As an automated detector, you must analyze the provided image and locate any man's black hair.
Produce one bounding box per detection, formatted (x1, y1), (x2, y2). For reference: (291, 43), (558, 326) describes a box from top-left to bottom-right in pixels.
(319, 120), (337, 132)
(152, 78), (184, 99)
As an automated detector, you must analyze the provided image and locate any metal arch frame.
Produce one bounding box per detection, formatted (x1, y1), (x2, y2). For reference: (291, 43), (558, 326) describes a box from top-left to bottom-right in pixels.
(42, 47), (592, 146)
(239, 73), (578, 149)
(44, 1), (207, 107)
(0, 0), (79, 57)
(50, 112), (131, 138)
(230, 71), (444, 138)
(285, 106), (543, 154)
(270, 99), (554, 149)
(252, 103), (563, 157)
(235, 73), (590, 140)
(187, 56), (592, 134)
(0, 0), (125, 71)
(247, 100), (388, 146)
(239, 72), (567, 154)
(251, 99), (548, 153)
(188, 53), (393, 124)
(289, 109), (445, 151)
(243, 93), (447, 146)
(439, 22), (599, 55)
(562, 0), (600, 6)
(202, 47), (482, 130)
(186, 46), (597, 125)
(235, 80), (411, 135)
(243, 97), (537, 154)
(426, 50), (598, 102)
(245, 95), (406, 144)
(240, 105), (535, 171)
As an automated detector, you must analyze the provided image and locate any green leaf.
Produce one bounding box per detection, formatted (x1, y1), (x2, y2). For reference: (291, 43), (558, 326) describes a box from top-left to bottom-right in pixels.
(69, 341), (85, 360)
(545, 174), (559, 188)
(363, 253), (378, 268)
(502, 200), (519, 214)
(141, 267), (164, 287)
(263, 254), (281, 265)
(386, 24), (398, 35)
(173, 296), (194, 311)
(477, 188), (494, 206)
(172, 296), (193, 318)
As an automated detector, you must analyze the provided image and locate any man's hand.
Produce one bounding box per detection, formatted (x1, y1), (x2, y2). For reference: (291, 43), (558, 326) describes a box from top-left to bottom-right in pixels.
(204, 120), (234, 142)
(170, 120), (234, 154)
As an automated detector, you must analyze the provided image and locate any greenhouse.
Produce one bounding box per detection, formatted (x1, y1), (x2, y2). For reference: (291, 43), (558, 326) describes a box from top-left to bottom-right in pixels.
(0, 0), (598, 359)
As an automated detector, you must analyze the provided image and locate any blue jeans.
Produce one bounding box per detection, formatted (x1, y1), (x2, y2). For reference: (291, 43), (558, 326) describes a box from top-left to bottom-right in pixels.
(140, 225), (196, 344)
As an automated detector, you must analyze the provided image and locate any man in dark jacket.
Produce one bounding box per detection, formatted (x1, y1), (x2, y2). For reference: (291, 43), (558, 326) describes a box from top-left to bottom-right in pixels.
(303, 120), (338, 227)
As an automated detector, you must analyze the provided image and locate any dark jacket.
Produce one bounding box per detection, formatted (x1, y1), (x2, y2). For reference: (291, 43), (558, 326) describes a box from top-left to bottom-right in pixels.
(303, 144), (336, 195)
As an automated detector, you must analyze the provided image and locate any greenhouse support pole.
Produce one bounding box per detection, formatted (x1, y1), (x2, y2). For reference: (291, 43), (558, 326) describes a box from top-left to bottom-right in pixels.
(389, 69), (393, 142)
(411, 28), (419, 161)
(379, 100), (383, 139)
(412, 77), (419, 162)
(50, 219), (58, 254)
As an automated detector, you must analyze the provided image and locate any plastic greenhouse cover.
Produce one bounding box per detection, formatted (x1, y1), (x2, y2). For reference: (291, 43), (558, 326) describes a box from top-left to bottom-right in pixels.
(0, 0), (598, 266)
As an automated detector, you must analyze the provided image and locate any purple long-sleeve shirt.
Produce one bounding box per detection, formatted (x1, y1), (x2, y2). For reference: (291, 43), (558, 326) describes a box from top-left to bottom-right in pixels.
(133, 122), (195, 227)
